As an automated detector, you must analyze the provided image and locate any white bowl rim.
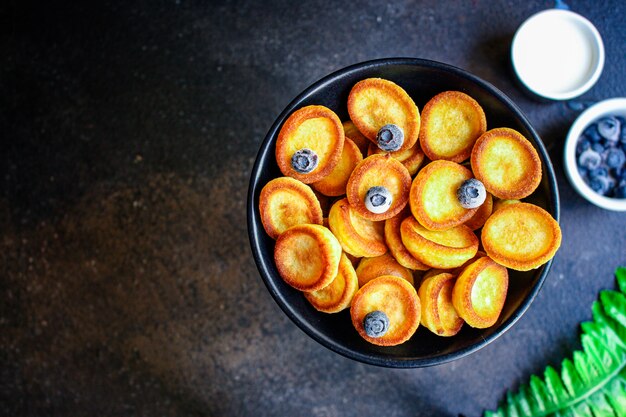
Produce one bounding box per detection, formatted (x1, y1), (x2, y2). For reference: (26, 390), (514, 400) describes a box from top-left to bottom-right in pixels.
(564, 97), (626, 211)
(511, 8), (605, 101)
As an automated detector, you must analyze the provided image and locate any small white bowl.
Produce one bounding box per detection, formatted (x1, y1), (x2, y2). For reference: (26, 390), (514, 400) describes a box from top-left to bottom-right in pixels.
(511, 9), (605, 100)
(564, 98), (626, 211)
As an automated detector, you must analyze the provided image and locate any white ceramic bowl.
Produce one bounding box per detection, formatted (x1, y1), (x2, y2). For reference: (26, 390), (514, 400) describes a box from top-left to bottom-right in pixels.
(511, 9), (604, 100)
(564, 98), (626, 211)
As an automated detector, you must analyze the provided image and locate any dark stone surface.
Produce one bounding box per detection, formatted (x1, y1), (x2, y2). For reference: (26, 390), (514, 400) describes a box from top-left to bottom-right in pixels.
(0, 1), (624, 416)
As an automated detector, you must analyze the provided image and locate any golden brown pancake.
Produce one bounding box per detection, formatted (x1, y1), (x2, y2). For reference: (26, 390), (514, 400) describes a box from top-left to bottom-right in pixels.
(346, 154), (412, 221)
(259, 176), (323, 239)
(328, 197), (387, 258)
(418, 272), (464, 336)
(471, 127), (541, 199)
(452, 256), (508, 328)
(304, 253), (359, 313)
(419, 91), (487, 162)
(350, 275), (421, 346)
(342, 120), (370, 157)
(274, 224), (342, 291)
(313, 138), (363, 197)
(276, 105), (344, 183)
(481, 202), (561, 271)
(367, 141), (425, 176)
(464, 192), (493, 231)
(400, 216), (479, 269)
(347, 78), (420, 152)
(355, 253), (414, 287)
(409, 160), (477, 230)
(383, 208), (430, 271)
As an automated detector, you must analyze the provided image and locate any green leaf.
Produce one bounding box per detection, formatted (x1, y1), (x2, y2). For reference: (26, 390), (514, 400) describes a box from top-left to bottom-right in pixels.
(481, 267), (626, 417)
(615, 267), (626, 294)
(601, 291), (626, 328)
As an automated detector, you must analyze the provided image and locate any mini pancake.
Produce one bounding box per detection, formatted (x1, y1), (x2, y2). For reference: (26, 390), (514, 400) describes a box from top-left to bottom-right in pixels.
(304, 253), (359, 313)
(492, 198), (521, 212)
(355, 253), (414, 287)
(421, 250), (488, 281)
(367, 140), (425, 176)
(342, 120), (370, 157)
(419, 91), (487, 162)
(418, 272), (464, 336)
(313, 138), (363, 197)
(452, 256), (508, 328)
(409, 160), (477, 230)
(259, 176), (323, 239)
(471, 127), (542, 199)
(464, 192), (493, 231)
(350, 275), (421, 346)
(276, 105), (345, 183)
(384, 208), (430, 271)
(274, 224), (342, 292)
(400, 216), (479, 269)
(346, 154), (412, 221)
(347, 78), (420, 152)
(328, 197), (387, 258)
(481, 202), (561, 271)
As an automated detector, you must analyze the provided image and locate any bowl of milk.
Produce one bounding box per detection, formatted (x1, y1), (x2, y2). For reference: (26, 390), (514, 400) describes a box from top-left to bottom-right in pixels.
(511, 8), (604, 101)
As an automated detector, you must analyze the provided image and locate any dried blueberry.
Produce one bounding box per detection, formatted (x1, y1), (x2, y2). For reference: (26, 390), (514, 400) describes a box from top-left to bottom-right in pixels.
(604, 148), (626, 170)
(578, 149), (602, 170)
(363, 310), (389, 338)
(376, 124), (404, 151)
(597, 116), (620, 142)
(291, 148), (318, 174)
(456, 178), (486, 209)
(584, 124), (602, 142)
(365, 186), (392, 214)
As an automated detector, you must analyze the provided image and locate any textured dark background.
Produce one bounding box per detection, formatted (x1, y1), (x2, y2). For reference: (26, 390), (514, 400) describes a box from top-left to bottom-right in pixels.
(1, 1), (625, 416)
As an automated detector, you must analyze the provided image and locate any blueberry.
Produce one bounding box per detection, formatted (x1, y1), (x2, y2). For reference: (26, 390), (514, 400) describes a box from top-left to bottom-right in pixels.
(604, 148), (626, 170)
(588, 175), (610, 195)
(619, 117), (626, 144)
(576, 138), (591, 155)
(291, 148), (318, 173)
(614, 184), (626, 199)
(578, 149), (602, 170)
(376, 124), (404, 151)
(597, 116), (620, 142)
(363, 310), (389, 338)
(584, 124), (602, 142)
(456, 178), (487, 209)
(589, 167), (608, 180)
(365, 186), (392, 214)
(591, 143), (605, 154)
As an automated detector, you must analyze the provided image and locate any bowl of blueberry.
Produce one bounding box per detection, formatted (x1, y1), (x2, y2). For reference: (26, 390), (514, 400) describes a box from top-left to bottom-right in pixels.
(565, 97), (626, 211)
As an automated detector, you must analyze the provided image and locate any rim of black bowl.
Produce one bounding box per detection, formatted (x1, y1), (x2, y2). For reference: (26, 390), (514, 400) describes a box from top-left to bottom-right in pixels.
(247, 57), (560, 368)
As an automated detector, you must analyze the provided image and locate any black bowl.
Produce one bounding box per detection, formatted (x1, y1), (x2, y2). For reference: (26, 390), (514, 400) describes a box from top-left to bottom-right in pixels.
(247, 58), (559, 368)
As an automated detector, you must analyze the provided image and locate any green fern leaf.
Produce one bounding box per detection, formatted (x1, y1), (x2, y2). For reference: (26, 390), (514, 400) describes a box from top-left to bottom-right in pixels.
(482, 267), (626, 417)
(615, 267), (626, 294)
